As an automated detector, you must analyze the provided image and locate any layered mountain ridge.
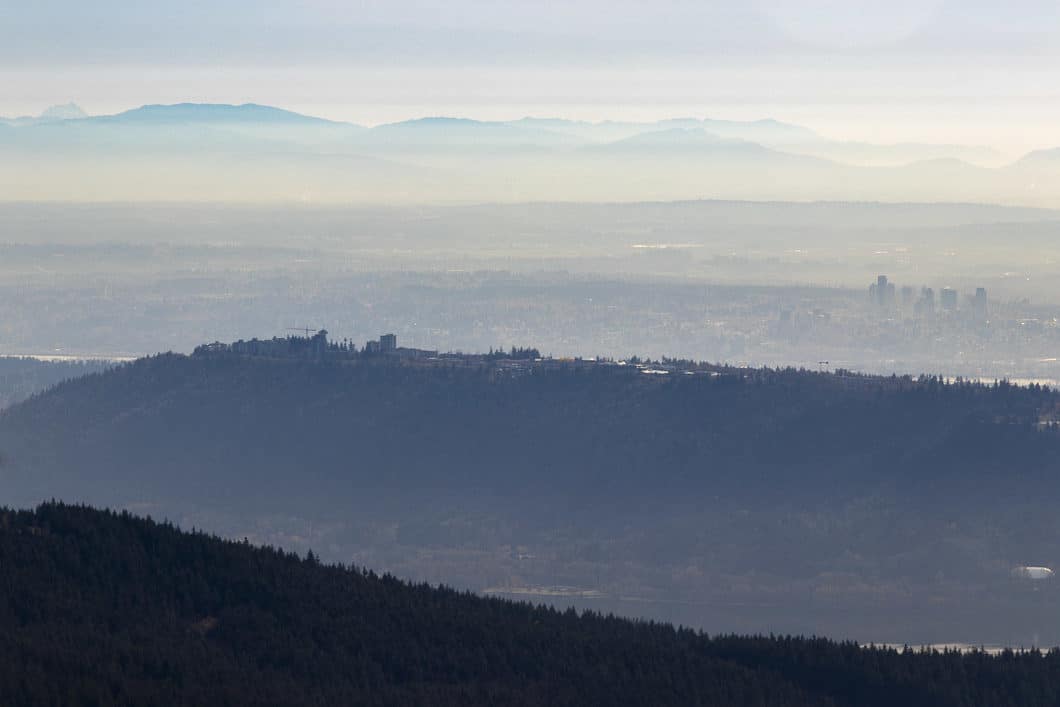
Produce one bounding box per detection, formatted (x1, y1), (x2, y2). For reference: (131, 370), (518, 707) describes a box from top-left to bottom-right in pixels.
(6, 102), (1054, 204)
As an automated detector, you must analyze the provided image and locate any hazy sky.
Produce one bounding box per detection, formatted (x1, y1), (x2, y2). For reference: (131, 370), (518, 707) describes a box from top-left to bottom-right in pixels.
(3, 0), (1059, 155)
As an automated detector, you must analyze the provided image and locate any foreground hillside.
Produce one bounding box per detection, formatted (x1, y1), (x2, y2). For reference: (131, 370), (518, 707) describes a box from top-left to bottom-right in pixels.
(2, 352), (1060, 642)
(3, 502), (1060, 707)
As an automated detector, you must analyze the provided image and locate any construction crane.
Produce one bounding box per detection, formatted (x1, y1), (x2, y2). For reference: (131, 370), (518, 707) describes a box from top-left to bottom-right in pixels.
(286, 326), (318, 338)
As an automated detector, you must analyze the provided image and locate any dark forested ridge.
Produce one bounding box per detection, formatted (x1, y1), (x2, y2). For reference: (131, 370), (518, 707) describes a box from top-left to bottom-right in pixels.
(2, 352), (1060, 643)
(3, 351), (1056, 506)
(0, 356), (109, 410)
(5, 502), (1060, 707)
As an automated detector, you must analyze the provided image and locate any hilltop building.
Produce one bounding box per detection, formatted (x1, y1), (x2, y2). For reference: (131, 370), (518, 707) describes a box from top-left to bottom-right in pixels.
(364, 333), (437, 359)
(196, 329), (329, 358)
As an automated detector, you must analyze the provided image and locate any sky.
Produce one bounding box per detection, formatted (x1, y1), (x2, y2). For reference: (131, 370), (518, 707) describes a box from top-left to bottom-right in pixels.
(3, 0), (1060, 157)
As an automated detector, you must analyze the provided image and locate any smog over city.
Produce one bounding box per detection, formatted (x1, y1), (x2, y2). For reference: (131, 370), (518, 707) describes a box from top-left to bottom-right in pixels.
(5, 2), (1060, 705)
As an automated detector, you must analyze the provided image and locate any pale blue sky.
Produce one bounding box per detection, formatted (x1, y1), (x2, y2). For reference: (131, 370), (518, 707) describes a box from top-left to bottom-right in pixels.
(3, 1), (1059, 154)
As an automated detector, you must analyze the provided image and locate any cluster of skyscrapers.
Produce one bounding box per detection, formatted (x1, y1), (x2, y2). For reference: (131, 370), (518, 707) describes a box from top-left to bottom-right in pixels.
(869, 276), (986, 319)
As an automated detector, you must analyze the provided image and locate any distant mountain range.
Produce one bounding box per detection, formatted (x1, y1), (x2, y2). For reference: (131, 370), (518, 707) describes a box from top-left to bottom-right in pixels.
(0, 102), (999, 162)
(1, 102), (1056, 204)
(0, 102), (87, 126)
(96, 102), (342, 125)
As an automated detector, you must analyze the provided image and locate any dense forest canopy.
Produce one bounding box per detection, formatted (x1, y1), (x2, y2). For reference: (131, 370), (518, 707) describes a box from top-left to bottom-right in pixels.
(1, 352), (1059, 643)
(0, 356), (109, 410)
(4, 502), (1060, 707)
(2, 351), (1054, 507)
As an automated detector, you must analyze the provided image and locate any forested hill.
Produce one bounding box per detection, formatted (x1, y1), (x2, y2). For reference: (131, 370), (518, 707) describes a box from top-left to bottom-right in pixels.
(0, 356), (109, 410)
(1, 351), (1056, 510)
(4, 502), (1060, 707)
(3, 352), (1060, 643)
